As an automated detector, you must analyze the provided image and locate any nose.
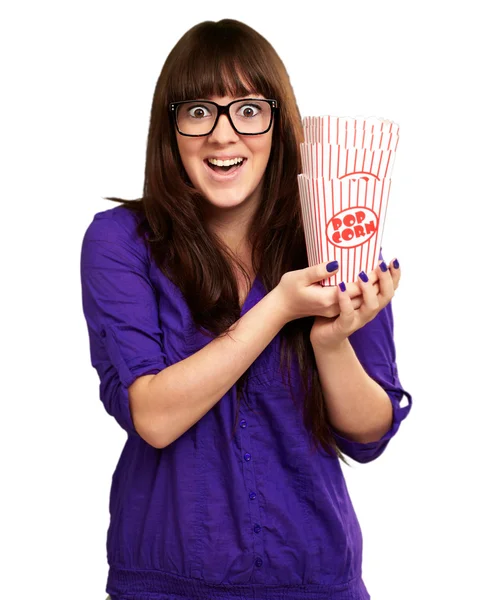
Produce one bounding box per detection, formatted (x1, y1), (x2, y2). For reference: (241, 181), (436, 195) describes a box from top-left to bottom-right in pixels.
(208, 113), (240, 144)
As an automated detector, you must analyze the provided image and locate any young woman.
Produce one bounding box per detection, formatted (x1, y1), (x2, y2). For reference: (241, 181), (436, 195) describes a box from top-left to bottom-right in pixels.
(80, 18), (412, 600)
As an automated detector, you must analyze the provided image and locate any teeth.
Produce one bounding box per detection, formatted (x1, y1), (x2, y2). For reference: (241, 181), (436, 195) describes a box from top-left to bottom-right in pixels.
(207, 157), (244, 167)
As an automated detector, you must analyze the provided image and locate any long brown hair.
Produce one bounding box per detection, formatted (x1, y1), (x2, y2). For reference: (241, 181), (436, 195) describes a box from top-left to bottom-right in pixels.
(105, 19), (348, 464)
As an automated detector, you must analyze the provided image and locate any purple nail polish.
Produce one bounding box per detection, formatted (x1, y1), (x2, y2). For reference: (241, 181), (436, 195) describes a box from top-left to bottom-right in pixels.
(339, 282), (346, 292)
(379, 261), (388, 272)
(326, 260), (339, 272)
(359, 271), (369, 283)
(393, 259), (400, 269)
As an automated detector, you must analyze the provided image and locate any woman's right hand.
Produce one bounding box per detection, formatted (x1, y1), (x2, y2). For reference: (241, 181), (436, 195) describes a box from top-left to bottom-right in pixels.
(274, 260), (379, 323)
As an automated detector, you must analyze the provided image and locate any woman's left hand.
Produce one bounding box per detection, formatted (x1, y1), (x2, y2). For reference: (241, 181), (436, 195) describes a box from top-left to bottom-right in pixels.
(309, 259), (401, 349)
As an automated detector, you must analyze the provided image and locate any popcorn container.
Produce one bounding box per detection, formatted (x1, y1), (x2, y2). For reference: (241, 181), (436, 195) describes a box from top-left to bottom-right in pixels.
(298, 115), (400, 285)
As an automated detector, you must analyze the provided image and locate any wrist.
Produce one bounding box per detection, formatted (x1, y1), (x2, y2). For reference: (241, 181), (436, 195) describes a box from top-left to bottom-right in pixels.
(310, 335), (350, 355)
(270, 285), (291, 327)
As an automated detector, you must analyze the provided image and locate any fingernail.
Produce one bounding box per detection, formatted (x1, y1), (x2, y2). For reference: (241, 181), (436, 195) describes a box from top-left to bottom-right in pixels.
(393, 258), (400, 269)
(339, 282), (346, 292)
(359, 271), (369, 283)
(326, 260), (339, 272)
(379, 261), (388, 272)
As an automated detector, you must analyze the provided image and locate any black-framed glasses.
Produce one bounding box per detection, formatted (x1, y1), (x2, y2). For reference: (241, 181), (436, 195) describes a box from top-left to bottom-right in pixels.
(169, 98), (278, 137)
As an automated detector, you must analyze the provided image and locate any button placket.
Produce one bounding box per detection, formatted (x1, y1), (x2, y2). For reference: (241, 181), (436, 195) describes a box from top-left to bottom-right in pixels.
(237, 408), (265, 578)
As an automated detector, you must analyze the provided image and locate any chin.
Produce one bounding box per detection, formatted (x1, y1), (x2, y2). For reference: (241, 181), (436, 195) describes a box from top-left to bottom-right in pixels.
(199, 183), (250, 204)
(204, 193), (250, 208)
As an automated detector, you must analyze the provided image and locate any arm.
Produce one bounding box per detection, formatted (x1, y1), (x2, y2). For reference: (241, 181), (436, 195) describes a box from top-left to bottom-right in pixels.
(80, 209), (288, 449)
(308, 250), (413, 463)
(132, 288), (287, 449)
(80, 210), (170, 438)
(312, 301), (412, 463)
(311, 337), (394, 444)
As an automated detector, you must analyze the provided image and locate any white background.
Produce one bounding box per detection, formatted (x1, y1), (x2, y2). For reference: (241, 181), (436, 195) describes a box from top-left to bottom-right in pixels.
(2, 1), (478, 598)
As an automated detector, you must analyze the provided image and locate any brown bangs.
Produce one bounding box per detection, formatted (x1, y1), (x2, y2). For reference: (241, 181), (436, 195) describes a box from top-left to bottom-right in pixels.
(168, 22), (277, 102)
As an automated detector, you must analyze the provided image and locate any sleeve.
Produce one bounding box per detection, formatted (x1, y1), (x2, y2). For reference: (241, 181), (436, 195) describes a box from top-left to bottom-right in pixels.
(80, 211), (169, 436)
(331, 251), (413, 464)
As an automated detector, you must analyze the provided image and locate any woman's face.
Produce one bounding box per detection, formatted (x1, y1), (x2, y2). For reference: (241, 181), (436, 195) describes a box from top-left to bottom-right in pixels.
(175, 93), (274, 215)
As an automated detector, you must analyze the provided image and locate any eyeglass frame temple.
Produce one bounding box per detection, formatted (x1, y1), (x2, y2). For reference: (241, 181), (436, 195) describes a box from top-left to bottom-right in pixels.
(168, 98), (278, 137)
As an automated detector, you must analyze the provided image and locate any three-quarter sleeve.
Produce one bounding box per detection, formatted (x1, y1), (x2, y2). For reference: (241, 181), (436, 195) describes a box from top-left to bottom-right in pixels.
(80, 210), (168, 436)
(331, 297), (412, 464)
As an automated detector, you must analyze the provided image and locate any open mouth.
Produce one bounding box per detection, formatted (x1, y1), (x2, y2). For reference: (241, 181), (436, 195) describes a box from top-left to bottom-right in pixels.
(204, 159), (247, 175)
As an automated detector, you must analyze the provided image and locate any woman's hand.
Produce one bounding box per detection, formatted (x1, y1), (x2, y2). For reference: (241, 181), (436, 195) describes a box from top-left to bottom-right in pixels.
(309, 259), (401, 349)
(324, 274), (379, 315)
(275, 260), (380, 324)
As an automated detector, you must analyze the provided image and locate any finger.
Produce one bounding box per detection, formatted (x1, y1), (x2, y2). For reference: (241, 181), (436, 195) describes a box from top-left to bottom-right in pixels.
(356, 270), (379, 320)
(365, 276), (380, 296)
(351, 296), (363, 310)
(328, 296), (363, 315)
(312, 285), (339, 307)
(306, 260), (340, 285)
(335, 282), (357, 334)
(389, 258), (401, 290)
(375, 259), (395, 306)
(346, 278), (379, 299)
(345, 281), (362, 298)
(366, 269), (380, 286)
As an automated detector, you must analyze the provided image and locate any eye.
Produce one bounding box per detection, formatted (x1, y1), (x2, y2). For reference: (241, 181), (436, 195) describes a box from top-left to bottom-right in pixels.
(236, 103), (262, 118)
(186, 105), (212, 119)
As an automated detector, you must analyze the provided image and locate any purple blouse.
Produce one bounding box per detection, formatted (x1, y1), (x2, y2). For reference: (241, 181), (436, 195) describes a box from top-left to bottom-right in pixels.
(80, 205), (412, 600)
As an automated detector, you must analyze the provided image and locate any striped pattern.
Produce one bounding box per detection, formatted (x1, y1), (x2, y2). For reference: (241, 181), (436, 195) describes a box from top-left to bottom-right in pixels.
(298, 116), (400, 285)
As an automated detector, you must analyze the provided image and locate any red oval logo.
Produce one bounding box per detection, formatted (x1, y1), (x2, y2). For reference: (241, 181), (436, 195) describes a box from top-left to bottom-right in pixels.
(326, 206), (378, 249)
(338, 171), (379, 182)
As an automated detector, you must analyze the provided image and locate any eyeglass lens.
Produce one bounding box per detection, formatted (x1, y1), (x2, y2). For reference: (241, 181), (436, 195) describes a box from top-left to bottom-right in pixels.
(176, 100), (272, 135)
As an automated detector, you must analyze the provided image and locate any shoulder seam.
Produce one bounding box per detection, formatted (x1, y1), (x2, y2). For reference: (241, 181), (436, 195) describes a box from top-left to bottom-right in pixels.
(83, 207), (149, 264)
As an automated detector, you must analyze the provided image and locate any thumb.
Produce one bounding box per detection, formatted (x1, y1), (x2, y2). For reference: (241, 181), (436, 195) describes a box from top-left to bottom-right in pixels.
(304, 260), (339, 284)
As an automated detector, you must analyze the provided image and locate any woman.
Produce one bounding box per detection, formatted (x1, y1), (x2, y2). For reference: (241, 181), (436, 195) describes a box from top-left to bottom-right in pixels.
(80, 18), (412, 600)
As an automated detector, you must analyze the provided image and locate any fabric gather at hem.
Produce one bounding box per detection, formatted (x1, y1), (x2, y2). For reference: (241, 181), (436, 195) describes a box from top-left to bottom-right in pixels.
(106, 567), (370, 600)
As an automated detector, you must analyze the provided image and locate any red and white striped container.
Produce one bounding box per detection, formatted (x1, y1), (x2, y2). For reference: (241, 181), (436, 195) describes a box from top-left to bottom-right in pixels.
(299, 144), (396, 181)
(302, 116), (399, 150)
(298, 115), (400, 285)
